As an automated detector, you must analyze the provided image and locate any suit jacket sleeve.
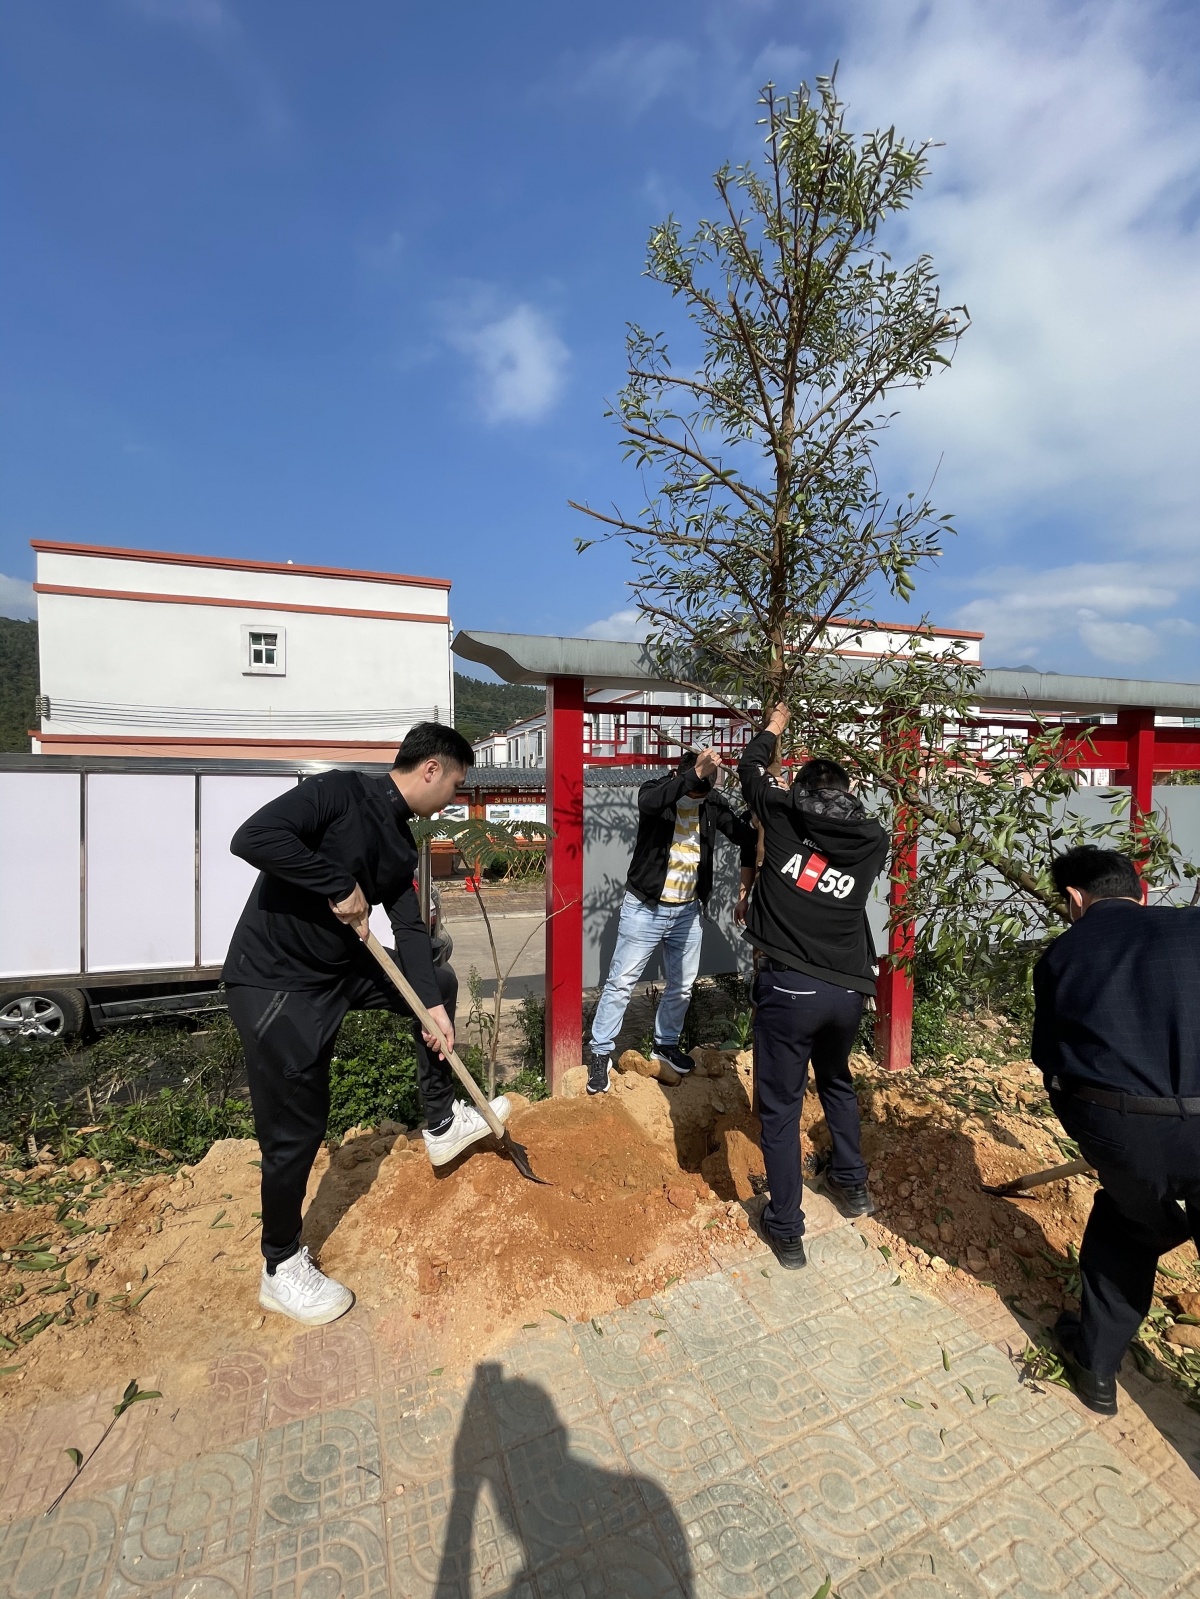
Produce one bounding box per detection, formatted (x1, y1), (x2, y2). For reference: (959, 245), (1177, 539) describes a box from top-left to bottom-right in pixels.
(230, 775), (358, 901)
(1030, 952), (1060, 1079)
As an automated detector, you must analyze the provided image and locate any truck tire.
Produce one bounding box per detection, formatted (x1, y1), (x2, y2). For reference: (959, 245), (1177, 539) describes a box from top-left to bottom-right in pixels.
(0, 988), (88, 1044)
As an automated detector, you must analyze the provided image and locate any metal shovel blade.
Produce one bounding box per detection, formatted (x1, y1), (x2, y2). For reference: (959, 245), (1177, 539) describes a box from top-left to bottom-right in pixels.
(498, 1130), (551, 1185)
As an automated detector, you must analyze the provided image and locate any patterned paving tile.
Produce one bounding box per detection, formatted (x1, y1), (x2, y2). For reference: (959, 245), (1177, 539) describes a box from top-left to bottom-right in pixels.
(379, 1350), (496, 1483)
(386, 1459), (527, 1597)
(851, 1281), (983, 1373)
(0, 1488), (123, 1599)
(652, 1476), (826, 1599)
(531, 1522), (686, 1599)
(484, 1325), (604, 1448)
(937, 1477), (1126, 1598)
(759, 1419), (924, 1581)
(802, 1226), (898, 1299)
(695, 1336), (838, 1454)
(250, 1506), (389, 1598)
(722, 1258), (844, 1333)
(609, 1378), (752, 1500)
(655, 1274), (766, 1363)
(0, 1388), (156, 1523)
(265, 1321), (376, 1426)
(834, 1535), (991, 1599)
(505, 1414), (649, 1568)
(776, 1309), (921, 1408)
(109, 1441), (257, 1598)
(1024, 1433), (1200, 1599)
(578, 1302), (691, 1399)
(257, 1402), (381, 1536)
(927, 1344), (1091, 1469)
(845, 1381), (1010, 1521)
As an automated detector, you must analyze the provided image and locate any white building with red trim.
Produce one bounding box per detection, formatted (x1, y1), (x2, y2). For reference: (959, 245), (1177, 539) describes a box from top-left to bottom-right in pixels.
(31, 540), (453, 761)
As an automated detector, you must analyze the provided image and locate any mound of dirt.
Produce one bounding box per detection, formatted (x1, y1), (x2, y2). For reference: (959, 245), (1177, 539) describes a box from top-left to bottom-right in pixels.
(0, 1081), (762, 1411)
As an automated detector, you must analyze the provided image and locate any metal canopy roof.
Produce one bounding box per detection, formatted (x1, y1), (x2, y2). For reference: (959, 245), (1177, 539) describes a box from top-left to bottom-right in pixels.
(452, 630), (1200, 717)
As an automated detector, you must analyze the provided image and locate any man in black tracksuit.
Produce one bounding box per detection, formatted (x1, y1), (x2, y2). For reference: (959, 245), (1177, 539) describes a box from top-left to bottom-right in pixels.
(739, 702), (889, 1268)
(586, 748), (757, 1094)
(1033, 846), (1200, 1416)
(223, 722), (511, 1327)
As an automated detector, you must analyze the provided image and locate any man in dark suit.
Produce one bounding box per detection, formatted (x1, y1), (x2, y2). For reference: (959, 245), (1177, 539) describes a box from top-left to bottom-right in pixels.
(1033, 846), (1200, 1415)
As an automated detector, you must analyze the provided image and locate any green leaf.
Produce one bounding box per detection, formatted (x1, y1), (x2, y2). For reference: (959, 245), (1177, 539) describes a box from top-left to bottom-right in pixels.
(64, 1448), (83, 1470)
(591, 1319), (604, 1337)
(900, 1397), (923, 1409)
(114, 1388), (162, 1417)
(546, 1308), (567, 1322)
(15, 1254), (61, 1271)
(810, 1579), (832, 1599)
(428, 1368), (443, 1378)
(0, 1365), (22, 1376)
(522, 1323), (540, 1330)
(663, 1276), (680, 1288)
(209, 1209), (226, 1228)
(941, 1347), (951, 1371)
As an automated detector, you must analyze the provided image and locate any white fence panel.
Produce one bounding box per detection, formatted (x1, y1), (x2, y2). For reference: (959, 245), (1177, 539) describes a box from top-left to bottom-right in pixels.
(200, 775), (297, 967)
(0, 772), (81, 979)
(87, 774), (196, 973)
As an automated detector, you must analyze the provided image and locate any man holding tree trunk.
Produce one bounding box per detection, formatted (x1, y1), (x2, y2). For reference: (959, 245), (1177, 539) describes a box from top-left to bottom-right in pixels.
(738, 702), (889, 1269)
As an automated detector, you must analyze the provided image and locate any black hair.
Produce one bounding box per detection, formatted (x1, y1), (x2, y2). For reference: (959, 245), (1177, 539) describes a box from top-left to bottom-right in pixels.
(393, 721), (475, 773)
(794, 757), (851, 792)
(1051, 846), (1141, 902)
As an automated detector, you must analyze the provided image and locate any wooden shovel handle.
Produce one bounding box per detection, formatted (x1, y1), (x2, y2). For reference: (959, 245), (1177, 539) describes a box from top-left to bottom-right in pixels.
(363, 932), (505, 1140)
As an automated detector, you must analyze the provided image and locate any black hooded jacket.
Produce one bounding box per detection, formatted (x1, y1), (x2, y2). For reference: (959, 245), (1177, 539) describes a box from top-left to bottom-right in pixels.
(625, 763), (757, 908)
(738, 729), (889, 994)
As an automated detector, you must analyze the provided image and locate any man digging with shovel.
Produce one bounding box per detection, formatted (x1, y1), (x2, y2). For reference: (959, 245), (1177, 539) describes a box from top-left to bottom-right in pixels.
(223, 722), (512, 1326)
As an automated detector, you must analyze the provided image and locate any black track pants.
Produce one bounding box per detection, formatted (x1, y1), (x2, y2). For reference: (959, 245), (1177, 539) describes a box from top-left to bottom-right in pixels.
(226, 959), (457, 1268)
(753, 967), (867, 1238)
(1050, 1089), (1200, 1376)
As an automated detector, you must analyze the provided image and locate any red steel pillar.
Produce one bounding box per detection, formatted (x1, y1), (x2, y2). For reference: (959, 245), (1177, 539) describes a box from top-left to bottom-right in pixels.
(544, 676), (585, 1093)
(875, 827), (916, 1072)
(875, 713), (920, 1072)
(1115, 706), (1156, 849)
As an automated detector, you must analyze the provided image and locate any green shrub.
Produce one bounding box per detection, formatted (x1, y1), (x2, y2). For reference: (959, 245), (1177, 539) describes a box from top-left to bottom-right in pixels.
(327, 1012), (424, 1137)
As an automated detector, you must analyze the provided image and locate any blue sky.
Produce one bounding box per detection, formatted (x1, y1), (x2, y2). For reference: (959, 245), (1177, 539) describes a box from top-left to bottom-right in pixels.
(2, 0), (1199, 678)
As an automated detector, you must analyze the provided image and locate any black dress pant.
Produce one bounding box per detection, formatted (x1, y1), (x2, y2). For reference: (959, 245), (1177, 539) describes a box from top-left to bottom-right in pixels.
(753, 967), (868, 1238)
(1050, 1087), (1200, 1376)
(226, 959), (458, 1269)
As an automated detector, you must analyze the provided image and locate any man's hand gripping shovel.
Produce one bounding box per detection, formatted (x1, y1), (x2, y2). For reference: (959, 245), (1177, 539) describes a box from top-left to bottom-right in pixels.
(363, 932), (549, 1185)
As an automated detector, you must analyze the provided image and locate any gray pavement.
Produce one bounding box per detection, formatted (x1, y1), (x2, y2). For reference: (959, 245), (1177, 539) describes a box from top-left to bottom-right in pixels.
(3, 1199), (1200, 1598)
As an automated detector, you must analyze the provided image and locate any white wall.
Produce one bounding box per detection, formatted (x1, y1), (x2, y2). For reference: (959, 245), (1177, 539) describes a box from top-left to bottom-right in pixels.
(35, 547), (453, 738)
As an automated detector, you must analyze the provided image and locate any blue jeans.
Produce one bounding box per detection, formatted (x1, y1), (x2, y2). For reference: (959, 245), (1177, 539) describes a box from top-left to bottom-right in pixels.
(590, 892), (703, 1055)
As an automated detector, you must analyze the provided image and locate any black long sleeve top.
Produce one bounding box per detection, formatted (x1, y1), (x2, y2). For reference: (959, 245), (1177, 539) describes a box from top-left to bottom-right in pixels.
(738, 729), (889, 994)
(221, 770), (440, 1005)
(1032, 899), (1200, 1097)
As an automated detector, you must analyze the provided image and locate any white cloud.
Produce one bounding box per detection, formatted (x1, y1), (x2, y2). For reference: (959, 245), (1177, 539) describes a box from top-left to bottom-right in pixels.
(829, 0), (1200, 556)
(447, 302), (568, 425)
(580, 606), (649, 642)
(0, 575), (36, 621)
(124, 0), (231, 36)
(954, 559), (1200, 668)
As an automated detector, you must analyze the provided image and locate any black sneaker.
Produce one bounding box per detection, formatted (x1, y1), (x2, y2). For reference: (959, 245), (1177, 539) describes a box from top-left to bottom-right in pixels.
(585, 1048), (613, 1096)
(651, 1043), (694, 1077)
(750, 1207), (807, 1270)
(823, 1175), (876, 1217)
(1051, 1313), (1118, 1416)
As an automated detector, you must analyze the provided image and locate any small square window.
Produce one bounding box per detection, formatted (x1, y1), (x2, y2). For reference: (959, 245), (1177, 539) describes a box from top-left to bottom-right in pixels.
(242, 623), (286, 675)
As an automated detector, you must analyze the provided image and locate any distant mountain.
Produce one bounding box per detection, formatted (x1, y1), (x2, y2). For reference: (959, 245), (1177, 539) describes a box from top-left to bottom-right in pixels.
(453, 673), (545, 744)
(0, 617), (38, 753)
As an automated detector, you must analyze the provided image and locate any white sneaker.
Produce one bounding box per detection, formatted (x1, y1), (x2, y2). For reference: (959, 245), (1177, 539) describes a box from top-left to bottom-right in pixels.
(422, 1097), (511, 1167)
(259, 1246), (354, 1326)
